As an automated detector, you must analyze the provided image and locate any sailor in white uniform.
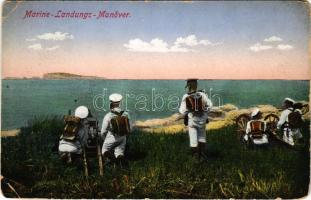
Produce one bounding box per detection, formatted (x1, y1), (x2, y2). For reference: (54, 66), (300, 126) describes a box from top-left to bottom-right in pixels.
(277, 98), (303, 146)
(101, 93), (131, 166)
(59, 106), (90, 162)
(179, 79), (212, 161)
(244, 108), (268, 145)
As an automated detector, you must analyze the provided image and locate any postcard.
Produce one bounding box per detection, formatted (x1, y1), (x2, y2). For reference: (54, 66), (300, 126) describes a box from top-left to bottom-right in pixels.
(1, 1), (310, 199)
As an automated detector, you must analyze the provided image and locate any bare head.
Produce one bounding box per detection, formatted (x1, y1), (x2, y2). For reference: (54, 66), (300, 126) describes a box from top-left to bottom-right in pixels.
(185, 79), (198, 93)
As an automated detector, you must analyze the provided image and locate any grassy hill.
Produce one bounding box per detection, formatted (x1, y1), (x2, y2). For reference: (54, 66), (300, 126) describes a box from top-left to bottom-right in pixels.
(1, 117), (310, 198)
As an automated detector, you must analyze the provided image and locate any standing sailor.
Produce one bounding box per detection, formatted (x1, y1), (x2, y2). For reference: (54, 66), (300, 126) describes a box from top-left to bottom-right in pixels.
(100, 93), (131, 167)
(277, 98), (303, 146)
(179, 79), (212, 161)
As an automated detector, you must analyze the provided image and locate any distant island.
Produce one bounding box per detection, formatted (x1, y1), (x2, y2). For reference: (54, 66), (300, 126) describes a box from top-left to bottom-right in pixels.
(3, 72), (106, 80)
(43, 72), (105, 80)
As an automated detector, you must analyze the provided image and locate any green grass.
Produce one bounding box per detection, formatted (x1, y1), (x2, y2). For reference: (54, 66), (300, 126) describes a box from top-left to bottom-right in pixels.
(1, 117), (310, 198)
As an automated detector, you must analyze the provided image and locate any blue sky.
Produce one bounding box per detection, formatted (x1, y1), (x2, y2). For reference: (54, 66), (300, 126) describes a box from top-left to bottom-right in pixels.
(4, 1), (308, 47)
(2, 1), (309, 79)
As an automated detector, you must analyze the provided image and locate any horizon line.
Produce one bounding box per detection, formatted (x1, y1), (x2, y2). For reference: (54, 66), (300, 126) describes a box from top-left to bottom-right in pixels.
(2, 77), (310, 81)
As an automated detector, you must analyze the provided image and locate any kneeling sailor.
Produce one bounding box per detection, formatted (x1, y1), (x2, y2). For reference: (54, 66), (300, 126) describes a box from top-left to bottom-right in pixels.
(244, 108), (268, 145)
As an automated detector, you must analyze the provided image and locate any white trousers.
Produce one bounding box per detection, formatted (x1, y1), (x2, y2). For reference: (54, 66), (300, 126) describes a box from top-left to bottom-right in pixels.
(283, 128), (302, 146)
(102, 132), (127, 157)
(58, 139), (82, 154)
(188, 126), (206, 147)
(243, 134), (269, 145)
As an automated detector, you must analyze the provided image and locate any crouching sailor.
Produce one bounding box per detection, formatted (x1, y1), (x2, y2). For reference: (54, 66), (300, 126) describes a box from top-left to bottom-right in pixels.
(100, 93), (131, 167)
(277, 98), (303, 146)
(59, 106), (90, 163)
(244, 108), (268, 145)
(179, 79), (212, 161)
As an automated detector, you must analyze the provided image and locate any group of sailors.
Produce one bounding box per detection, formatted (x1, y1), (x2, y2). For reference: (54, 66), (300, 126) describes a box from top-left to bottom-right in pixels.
(243, 97), (304, 146)
(59, 93), (131, 167)
(58, 78), (305, 171)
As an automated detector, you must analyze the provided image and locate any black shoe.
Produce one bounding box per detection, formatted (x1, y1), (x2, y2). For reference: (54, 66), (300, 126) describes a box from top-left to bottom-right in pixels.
(103, 151), (116, 166)
(104, 158), (115, 166)
(190, 147), (198, 157)
(116, 155), (129, 169)
(60, 152), (74, 164)
(199, 152), (208, 163)
(198, 142), (208, 162)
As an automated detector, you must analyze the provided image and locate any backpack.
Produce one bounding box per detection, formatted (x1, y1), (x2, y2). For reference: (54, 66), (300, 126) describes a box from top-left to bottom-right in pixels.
(110, 111), (130, 136)
(185, 93), (205, 112)
(249, 121), (265, 138)
(288, 110), (303, 129)
(61, 115), (81, 141)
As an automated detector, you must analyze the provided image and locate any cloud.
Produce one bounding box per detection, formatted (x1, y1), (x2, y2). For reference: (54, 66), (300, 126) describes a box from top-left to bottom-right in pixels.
(46, 45), (60, 51)
(28, 44), (61, 51)
(174, 34), (220, 47)
(170, 45), (191, 52)
(26, 38), (37, 42)
(249, 43), (273, 52)
(124, 38), (194, 53)
(199, 40), (212, 46)
(26, 31), (74, 51)
(124, 38), (171, 53)
(263, 36), (283, 42)
(124, 35), (220, 53)
(277, 44), (293, 50)
(249, 36), (294, 52)
(175, 35), (202, 46)
(28, 43), (42, 50)
(36, 32), (74, 41)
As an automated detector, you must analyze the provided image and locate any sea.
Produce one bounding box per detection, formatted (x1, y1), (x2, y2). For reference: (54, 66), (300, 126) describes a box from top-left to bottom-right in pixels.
(1, 79), (309, 130)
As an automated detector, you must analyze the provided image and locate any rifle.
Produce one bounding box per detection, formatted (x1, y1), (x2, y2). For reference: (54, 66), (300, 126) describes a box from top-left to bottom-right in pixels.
(86, 117), (104, 176)
(97, 130), (104, 176)
(82, 146), (89, 177)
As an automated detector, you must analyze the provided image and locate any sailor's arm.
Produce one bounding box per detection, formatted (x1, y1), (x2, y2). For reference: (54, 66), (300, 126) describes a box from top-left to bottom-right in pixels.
(124, 111), (133, 131)
(202, 93), (212, 111)
(179, 94), (188, 115)
(277, 111), (287, 129)
(263, 121), (267, 132)
(100, 114), (110, 136)
(245, 121), (251, 134)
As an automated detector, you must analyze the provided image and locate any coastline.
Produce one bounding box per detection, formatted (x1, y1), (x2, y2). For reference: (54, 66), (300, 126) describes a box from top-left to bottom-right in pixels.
(1, 129), (20, 137)
(2, 102), (309, 136)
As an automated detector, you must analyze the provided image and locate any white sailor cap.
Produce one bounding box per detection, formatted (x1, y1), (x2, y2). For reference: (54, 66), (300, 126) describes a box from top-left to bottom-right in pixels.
(251, 108), (260, 117)
(74, 106), (89, 119)
(284, 97), (295, 104)
(109, 93), (123, 103)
